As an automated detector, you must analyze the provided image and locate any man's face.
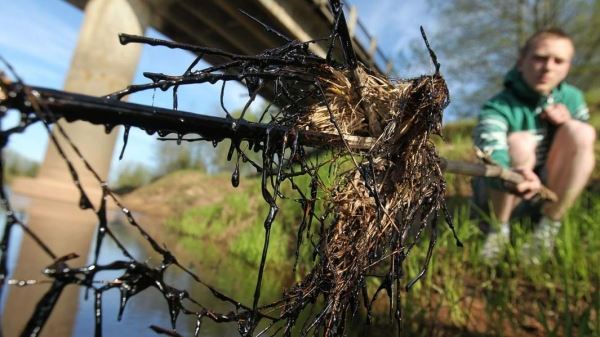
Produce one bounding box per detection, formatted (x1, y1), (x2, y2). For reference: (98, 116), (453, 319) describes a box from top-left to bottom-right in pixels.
(517, 36), (574, 95)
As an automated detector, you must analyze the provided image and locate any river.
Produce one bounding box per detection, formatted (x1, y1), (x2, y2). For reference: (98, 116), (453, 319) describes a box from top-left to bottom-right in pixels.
(1, 193), (387, 336)
(0, 201), (274, 336)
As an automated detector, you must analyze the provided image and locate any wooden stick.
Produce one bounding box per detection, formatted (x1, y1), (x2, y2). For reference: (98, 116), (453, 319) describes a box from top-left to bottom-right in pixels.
(339, 134), (558, 202)
(439, 158), (558, 202)
(0, 82), (557, 202)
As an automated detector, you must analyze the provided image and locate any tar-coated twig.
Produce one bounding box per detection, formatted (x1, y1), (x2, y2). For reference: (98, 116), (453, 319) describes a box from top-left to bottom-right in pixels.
(0, 2), (459, 336)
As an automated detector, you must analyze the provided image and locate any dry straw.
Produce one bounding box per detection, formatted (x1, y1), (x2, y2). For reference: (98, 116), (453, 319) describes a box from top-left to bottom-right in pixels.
(282, 63), (458, 335)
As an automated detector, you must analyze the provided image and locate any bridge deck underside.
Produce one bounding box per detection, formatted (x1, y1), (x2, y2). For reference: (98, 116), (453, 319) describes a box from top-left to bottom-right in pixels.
(67, 0), (378, 73)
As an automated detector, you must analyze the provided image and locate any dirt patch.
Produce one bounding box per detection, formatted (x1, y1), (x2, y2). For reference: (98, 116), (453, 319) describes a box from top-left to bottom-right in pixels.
(120, 170), (243, 221)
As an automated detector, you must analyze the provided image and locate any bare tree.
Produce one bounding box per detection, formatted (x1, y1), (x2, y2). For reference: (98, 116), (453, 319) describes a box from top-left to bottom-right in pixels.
(425, 0), (600, 117)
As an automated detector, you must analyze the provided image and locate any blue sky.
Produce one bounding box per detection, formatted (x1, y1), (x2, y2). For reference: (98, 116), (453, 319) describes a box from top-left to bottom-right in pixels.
(0, 0), (438, 180)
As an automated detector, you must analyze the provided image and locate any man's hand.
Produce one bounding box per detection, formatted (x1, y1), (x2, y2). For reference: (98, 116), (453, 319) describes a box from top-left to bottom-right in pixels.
(504, 168), (541, 199)
(541, 103), (571, 125)
(514, 168), (541, 199)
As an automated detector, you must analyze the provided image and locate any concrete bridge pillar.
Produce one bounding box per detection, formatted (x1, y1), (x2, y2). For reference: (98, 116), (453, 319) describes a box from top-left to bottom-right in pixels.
(4, 0), (150, 336)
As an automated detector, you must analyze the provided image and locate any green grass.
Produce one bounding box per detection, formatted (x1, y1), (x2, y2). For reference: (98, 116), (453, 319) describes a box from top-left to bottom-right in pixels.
(165, 177), (313, 269)
(393, 192), (599, 336)
(394, 107), (600, 335)
(164, 113), (599, 335)
(165, 171), (599, 335)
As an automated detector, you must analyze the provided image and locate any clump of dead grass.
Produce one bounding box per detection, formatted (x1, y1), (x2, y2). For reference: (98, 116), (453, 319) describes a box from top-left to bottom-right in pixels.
(280, 64), (456, 335)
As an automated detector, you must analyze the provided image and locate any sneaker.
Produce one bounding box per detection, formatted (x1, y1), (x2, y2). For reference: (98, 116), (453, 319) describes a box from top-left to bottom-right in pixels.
(521, 216), (561, 264)
(481, 223), (510, 263)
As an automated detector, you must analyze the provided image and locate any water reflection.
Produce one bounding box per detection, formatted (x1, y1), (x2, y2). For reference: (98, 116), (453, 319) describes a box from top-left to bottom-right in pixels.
(72, 213), (242, 337)
(2, 199), (380, 336)
(1, 194), (288, 336)
(0, 208), (25, 311)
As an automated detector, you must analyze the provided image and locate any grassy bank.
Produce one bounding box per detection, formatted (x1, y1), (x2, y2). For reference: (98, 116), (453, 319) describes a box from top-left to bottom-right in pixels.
(163, 178), (598, 335)
(158, 116), (599, 336)
(406, 114), (600, 335)
(396, 192), (599, 336)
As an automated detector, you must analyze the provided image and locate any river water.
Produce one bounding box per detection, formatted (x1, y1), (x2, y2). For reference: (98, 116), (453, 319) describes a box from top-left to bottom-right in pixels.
(1, 195), (385, 336)
(0, 202), (272, 336)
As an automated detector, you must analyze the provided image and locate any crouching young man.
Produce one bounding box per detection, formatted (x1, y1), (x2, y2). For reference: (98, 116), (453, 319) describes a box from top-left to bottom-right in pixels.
(472, 28), (596, 263)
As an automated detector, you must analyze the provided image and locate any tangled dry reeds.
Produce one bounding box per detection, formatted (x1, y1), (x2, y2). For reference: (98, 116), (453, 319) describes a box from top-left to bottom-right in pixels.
(276, 63), (459, 335)
(274, 63), (458, 336)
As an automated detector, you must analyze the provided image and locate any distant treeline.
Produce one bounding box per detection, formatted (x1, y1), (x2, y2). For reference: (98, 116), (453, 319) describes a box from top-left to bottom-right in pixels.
(3, 149), (39, 181)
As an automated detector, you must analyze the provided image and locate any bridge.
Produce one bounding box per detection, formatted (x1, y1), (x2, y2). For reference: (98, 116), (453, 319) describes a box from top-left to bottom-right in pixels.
(67, 0), (393, 73)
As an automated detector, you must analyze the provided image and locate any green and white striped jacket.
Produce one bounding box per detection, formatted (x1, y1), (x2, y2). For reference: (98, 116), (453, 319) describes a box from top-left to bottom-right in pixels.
(473, 68), (589, 177)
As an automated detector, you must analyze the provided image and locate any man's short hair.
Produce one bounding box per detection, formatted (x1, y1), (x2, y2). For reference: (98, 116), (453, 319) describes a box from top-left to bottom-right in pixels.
(519, 28), (574, 57)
